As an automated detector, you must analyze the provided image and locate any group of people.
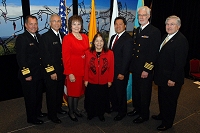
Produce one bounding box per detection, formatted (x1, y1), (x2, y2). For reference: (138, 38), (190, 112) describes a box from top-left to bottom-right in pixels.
(15, 5), (188, 131)
(127, 6), (188, 131)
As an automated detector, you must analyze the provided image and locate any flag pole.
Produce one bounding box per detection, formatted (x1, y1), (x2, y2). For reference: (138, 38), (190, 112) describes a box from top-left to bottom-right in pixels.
(65, 0), (68, 31)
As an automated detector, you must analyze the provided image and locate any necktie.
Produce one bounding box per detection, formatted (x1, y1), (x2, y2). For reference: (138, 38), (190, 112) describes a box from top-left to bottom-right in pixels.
(139, 27), (142, 33)
(112, 35), (119, 49)
(57, 33), (61, 43)
(34, 35), (39, 43)
(160, 36), (169, 50)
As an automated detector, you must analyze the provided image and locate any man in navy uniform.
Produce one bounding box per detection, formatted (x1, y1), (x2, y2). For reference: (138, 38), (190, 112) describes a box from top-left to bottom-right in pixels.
(128, 6), (161, 123)
(40, 14), (67, 124)
(16, 15), (46, 125)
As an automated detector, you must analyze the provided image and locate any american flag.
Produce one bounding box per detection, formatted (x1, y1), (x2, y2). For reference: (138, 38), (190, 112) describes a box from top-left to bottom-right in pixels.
(59, 0), (68, 34)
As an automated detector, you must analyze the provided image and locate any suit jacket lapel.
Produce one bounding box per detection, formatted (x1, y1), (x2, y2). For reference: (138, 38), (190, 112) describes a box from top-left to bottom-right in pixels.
(109, 35), (115, 49)
(112, 32), (126, 50)
(163, 31), (179, 46)
(25, 30), (39, 47)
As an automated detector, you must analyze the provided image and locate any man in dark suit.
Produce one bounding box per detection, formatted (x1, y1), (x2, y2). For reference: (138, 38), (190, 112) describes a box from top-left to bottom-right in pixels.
(16, 15), (46, 125)
(109, 16), (133, 121)
(152, 15), (189, 131)
(40, 14), (67, 124)
(128, 6), (161, 123)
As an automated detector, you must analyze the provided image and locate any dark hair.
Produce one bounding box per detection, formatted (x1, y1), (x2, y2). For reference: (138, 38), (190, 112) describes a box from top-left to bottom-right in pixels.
(114, 16), (127, 25)
(68, 15), (83, 32)
(90, 32), (108, 52)
(25, 15), (38, 24)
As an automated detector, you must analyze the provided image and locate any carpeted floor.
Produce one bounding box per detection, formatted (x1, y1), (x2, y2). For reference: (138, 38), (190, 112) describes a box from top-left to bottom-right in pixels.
(0, 78), (200, 133)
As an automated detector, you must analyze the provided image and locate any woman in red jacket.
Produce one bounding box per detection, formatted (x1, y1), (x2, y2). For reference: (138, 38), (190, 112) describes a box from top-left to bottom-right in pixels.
(84, 32), (114, 121)
(62, 15), (89, 122)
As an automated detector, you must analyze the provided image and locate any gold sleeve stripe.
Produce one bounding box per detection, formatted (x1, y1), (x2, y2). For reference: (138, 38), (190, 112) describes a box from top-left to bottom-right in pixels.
(45, 66), (55, 73)
(144, 62), (154, 70)
(21, 68), (30, 75)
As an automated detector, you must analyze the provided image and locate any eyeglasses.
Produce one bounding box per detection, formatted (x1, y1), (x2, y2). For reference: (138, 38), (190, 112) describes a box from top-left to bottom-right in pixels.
(138, 14), (148, 17)
(166, 23), (177, 26)
(51, 20), (61, 23)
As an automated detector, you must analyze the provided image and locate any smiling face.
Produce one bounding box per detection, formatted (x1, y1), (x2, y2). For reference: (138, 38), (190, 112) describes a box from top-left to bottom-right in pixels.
(138, 9), (150, 26)
(114, 19), (126, 34)
(50, 15), (61, 32)
(25, 17), (38, 34)
(71, 20), (82, 33)
(94, 36), (104, 52)
(165, 18), (180, 35)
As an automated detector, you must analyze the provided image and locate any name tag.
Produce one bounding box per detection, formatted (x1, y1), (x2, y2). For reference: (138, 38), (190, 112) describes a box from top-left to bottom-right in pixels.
(141, 35), (149, 38)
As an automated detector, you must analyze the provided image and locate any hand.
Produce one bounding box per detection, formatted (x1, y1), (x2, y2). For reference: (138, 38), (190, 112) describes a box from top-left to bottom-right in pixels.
(50, 73), (57, 80)
(69, 74), (76, 82)
(141, 71), (148, 78)
(117, 74), (124, 80)
(84, 81), (88, 87)
(108, 82), (112, 87)
(168, 80), (175, 87)
(25, 76), (32, 81)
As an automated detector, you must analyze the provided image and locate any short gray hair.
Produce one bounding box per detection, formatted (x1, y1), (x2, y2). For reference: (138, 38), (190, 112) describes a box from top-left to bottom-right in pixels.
(50, 14), (61, 22)
(165, 15), (181, 26)
(138, 6), (151, 15)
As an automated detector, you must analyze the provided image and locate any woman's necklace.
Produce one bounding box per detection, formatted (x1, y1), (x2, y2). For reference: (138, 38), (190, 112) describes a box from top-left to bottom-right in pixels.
(73, 33), (82, 40)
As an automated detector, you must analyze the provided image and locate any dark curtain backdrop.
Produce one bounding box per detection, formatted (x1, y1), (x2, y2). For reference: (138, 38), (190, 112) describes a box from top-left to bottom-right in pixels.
(145, 0), (200, 77)
(1, 0), (200, 101)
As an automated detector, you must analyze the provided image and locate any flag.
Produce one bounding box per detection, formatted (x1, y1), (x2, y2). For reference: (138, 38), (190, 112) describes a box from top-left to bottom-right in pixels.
(88, 0), (97, 46)
(59, 0), (68, 34)
(59, 0), (68, 106)
(107, 0), (118, 46)
(127, 0), (144, 103)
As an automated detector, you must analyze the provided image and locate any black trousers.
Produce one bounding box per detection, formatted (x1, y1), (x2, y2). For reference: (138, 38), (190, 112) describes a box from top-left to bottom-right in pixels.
(158, 85), (181, 127)
(84, 83), (108, 117)
(21, 79), (43, 122)
(45, 76), (64, 119)
(110, 76), (129, 116)
(132, 73), (153, 119)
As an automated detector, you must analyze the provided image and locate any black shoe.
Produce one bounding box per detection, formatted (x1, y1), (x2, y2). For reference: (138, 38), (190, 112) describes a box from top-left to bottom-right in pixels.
(157, 124), (172, 131)
(98, 115), (105, 122)
(37, 113), (47, 118)
(57, 109), (67, 114)
(114, 114), (126, 121)
(74, 111), (83, 117)
(68, 113), (78, 122)
(48, 117), (62, 124)
(127, 110), (139, 116)
(151, 115), (162, 120)
(133, 116), (149, 123)
(28, 119), (44, 125)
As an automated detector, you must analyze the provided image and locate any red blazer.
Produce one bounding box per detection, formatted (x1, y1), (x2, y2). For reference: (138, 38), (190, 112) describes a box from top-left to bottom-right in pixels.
(62, 33), (89, 76)
(84, 49), (114, 85)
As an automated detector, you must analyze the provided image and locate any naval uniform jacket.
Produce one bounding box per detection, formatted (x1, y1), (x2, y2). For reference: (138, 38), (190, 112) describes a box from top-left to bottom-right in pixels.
(130, 24), (161, 74)
(40, 29), (65, 80)
(16, 30), (43, 80)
